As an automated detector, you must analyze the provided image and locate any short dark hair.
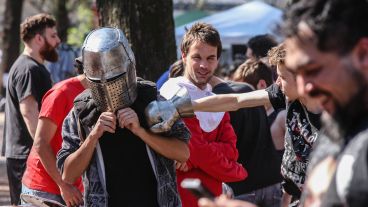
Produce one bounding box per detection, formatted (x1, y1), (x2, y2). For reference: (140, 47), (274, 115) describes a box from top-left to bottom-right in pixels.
(233, 59), (273, 88)
(181, 22), (222, 59)
(247, 34), (278, 59)
(283, 0), (368, 55)
(74, 56), (84, 75)
(20, 13), (56, 43)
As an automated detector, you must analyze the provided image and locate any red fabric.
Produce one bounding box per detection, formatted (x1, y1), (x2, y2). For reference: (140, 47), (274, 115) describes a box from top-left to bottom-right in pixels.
(178, 113), (247, 207)
(22, 77), (84, 195)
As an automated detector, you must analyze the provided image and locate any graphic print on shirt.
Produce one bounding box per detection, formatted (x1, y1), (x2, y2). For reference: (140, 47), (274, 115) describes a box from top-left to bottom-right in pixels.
(282, 101), (319, 189)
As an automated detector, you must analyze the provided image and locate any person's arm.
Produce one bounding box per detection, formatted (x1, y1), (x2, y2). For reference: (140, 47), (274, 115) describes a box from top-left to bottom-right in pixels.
(270, 110), (286, 150)
(192, 89), (270, 112)
(118, 107), (189, 162)
(60, 111), (116, 184)
(34, 118), (83, 206)
(20, 95), (39, 139)
(281, 192), (292, 207)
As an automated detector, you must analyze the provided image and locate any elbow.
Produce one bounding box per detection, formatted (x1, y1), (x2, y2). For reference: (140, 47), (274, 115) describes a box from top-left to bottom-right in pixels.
(20, 108), (35, 120)
(230, 98), (241, 111)
(62, 172), (77, 184)
(178, 145), (190, 163)
(230, 105), (240, 111)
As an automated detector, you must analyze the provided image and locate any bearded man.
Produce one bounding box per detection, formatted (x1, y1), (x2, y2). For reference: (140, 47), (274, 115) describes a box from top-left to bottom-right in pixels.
(2, 13), (60, 205)
(283, 0), (368, 206)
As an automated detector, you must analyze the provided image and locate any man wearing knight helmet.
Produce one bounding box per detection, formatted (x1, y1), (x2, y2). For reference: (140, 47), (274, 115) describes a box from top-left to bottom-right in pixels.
(57, 27), (191, 207)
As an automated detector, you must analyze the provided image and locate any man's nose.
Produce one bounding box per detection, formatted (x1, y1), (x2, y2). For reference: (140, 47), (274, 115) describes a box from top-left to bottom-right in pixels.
(296, 74), (314, 97)
(199, 60), (208, 69)
(56, 35), (61, 45)
(276, 76), (282, 87)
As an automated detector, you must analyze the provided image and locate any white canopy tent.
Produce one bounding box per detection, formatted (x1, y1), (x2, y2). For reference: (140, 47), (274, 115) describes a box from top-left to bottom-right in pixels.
(175, 1), (283, 49)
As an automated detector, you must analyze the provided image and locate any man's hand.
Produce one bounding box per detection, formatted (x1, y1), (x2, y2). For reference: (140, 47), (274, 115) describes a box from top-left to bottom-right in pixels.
(145, 87), (194, 133)
(117, 108), (141, 134)
(198, 195), (258, 207)
(59, 181), (83, 207)
(145, 100), (180, 133)
(89, 112), (116, 139)
(175, 161), (189, 172)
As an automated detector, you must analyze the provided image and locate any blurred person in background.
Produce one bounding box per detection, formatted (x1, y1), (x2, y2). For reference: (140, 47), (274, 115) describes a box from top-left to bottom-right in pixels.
(21, 58), (86, 206)
(246, 34), (278, 60)
(2, 13), (60, 205)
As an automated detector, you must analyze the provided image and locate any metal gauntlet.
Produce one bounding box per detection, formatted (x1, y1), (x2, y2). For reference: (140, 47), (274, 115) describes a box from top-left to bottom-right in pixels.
(145, 87), (194, 133)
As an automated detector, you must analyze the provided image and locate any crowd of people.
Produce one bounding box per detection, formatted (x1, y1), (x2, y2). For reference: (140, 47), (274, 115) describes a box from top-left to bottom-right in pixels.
(1, 0), (368, 206)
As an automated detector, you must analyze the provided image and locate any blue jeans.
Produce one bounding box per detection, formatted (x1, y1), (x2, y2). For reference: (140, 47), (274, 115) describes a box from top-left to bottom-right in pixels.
(21, 184), (65, 205)
(236, 183), (282, 207)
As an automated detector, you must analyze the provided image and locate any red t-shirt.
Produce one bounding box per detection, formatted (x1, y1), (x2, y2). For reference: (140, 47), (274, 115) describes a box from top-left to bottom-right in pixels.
(22, 77), (85, 195)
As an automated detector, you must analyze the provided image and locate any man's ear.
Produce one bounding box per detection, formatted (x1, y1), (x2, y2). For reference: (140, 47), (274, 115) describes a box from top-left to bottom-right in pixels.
(34, 33), (44, 46)
(181, 52), (187, 63)
(353, 38), (368, 72)
(256, 79), (267, 90)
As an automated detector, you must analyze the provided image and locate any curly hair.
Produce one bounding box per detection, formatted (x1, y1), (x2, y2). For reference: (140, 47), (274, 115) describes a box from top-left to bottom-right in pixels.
(74, 56), (84, 75)
(20, 13), (56, 42)
(268, 43), (286, 66)
(180, 22), (222, 59)
(283, 0), (368, 55)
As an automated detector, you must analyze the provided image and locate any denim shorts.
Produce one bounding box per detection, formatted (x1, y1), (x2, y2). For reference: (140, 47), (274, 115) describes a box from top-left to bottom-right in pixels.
(21, 184), (65, 205)
(236, 183), (282, 207)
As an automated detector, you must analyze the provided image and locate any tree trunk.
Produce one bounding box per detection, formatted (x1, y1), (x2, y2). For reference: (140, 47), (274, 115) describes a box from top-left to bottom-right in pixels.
(0, 0), (24, 96)
(55, 0), (70, 42)
(96, 0), (177, 82)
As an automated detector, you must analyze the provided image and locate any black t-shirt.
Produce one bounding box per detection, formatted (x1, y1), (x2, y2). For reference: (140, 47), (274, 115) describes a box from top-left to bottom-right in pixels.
(266, 83), (321, 197)
(322, 133), (368, 207)
(99, 84), (159, 207)
(213, 82), (283, 194)
(2, 55), (52, 158)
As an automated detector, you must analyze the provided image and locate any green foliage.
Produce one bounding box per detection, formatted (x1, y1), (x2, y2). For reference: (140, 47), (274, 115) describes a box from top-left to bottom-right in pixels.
(67, 3), (94, 46)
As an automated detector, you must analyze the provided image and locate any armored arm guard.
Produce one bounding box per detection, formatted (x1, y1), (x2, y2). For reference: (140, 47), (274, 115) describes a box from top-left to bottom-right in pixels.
(145, 87), (194, 133)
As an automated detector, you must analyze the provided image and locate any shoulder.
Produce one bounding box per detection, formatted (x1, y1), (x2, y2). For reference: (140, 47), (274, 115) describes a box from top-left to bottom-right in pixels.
(137, 77), (157, 92)
(219, 81), (254, 94)
(51, 77), (80, 93)
(9, 56), (40, 76)
(74, 89), (92, 105)
(137, 77), (158, 101)
(43, 78), (80, 102)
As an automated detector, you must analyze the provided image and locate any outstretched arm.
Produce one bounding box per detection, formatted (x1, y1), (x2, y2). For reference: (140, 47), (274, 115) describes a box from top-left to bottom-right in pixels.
(192, 89), (270, 112)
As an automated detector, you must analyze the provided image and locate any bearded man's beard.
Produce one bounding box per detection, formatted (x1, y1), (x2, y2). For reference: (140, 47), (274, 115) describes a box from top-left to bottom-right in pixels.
(40, 40), (58, 62)
(323, 68), (368, 142)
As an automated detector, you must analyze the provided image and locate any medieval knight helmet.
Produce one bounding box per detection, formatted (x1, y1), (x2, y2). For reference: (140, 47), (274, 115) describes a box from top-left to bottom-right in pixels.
(82, 27), (137, 112)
